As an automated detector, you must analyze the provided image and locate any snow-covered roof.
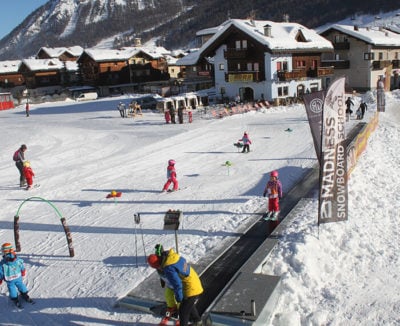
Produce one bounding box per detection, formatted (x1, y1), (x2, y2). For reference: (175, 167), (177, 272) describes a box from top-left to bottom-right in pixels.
(177, 19), (333, 65)
(175, 50), (201, 66)
(22, 58), (78, 72)
(320, 24), (400, 46)
(37, 46), (84, 58)
(0, 60), (22, 74)
(121, 46), (169, 59)
(83, 48), (138, 62)
(83, 45), (169, 62)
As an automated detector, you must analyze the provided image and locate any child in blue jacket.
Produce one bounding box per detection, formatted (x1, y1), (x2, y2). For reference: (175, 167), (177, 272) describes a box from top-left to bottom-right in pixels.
(0, 243), (33, 307)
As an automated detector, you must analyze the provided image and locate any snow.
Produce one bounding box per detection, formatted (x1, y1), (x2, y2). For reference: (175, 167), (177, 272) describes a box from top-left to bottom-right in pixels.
(0, 90), (399, 325)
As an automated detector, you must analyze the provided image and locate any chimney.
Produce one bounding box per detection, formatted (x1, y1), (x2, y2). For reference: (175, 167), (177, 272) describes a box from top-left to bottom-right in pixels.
(264, 24), (272, 37)
(283, 14), (289, 22)
(354, 25), (359, 31)
(385, 31), (389, 37)
(134, 38), (141, 47)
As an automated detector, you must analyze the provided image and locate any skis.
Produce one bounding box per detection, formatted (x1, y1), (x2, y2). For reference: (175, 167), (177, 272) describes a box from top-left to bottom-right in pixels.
(161, 187), (188, 194)
(263, 211), (279, 221)
(25, 184), (40, 190)
(159, 316), (180, 326)
(12, 295), (35, 309)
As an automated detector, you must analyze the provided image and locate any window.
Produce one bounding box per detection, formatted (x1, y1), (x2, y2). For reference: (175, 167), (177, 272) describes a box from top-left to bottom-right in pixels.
(278, 86), (289, 97)
(364, 53), (374, 60)
(235, 41), (241, 49)
(296, 60), (306, 68)
(192, 66), (197, 72)
(254, 63), (259, 71)
(219, 63), (225, 70)
(242, 40), (247, 49)
(237, 63), (241, 70)
(378, 52), (383, 60)
(247, 63), (252, 71)
(277, 61), (288, 71)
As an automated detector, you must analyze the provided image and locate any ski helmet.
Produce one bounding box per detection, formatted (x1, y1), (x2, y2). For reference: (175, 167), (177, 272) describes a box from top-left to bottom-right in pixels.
(147, 254), (161, 269)
(270, 170), (278, 178)
(168, 159), (176, 166)
(1, 243), (14, 256)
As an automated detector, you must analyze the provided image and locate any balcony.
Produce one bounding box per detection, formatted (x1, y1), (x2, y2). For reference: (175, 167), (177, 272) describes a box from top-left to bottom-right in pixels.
(307, 67), (334, 77)
(333, 42), (350, 50)
(223, 48), (248, 59)
(277, 69), (307, 81)
(225, 71), (261, 82)
(321, 60), (350, 69)
(372, 60), (392, 70)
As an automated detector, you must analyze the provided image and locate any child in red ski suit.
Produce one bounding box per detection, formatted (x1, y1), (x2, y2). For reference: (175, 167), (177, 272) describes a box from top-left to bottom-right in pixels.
(162, 159), (179, 192)
(263, 170), (282, 219)
(22, 161), (35, 190)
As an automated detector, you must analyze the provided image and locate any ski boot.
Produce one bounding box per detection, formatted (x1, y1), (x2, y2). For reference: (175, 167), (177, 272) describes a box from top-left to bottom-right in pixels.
(271, 211), (280, 221)
(21, 292), (33, 303)
(11, 297), (22, 308)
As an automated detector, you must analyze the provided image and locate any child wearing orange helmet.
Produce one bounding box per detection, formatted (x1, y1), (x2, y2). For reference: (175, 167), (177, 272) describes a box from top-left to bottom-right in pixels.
(0, 243), (33, 307)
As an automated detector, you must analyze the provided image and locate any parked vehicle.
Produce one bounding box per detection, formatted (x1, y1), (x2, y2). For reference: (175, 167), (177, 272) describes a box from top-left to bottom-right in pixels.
(132, 95), (158, 110)
(76, 92), (98, 101)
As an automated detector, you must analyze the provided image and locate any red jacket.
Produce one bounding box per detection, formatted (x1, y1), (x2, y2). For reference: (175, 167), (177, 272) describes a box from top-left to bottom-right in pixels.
(23, 167), (35, 179)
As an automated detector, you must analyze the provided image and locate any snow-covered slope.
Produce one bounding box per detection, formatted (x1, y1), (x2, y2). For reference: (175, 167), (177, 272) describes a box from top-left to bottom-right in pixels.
(0, 90), (399, 324)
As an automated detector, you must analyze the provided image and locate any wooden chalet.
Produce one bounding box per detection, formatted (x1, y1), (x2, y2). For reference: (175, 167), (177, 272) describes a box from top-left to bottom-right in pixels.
(0, 60), (24, 88)
(77, 46), (170, 87)
(36, 46), (84, 61)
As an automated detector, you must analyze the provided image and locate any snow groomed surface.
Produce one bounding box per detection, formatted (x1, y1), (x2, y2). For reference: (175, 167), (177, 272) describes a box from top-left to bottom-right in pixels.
(118, 119), (376, 325)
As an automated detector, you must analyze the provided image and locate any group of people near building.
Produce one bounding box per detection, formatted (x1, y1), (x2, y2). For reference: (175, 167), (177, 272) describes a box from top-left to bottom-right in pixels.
(164, 106), (193, 124)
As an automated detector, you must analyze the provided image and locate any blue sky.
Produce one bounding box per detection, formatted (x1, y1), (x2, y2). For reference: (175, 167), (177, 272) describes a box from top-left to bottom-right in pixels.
(0, 1), (48, 39)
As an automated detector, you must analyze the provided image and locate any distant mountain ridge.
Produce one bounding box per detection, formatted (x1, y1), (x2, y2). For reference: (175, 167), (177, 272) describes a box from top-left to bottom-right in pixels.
(0, 0), (399, 60)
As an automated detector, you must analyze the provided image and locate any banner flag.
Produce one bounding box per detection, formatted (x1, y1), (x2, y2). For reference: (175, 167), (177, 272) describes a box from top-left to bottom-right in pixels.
(303, 90), (325, 165)
(318, 78), (348, 224)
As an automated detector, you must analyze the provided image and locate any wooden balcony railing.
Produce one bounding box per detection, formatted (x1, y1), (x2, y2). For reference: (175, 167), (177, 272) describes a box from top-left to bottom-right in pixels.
(306, 66), (334, 77)
(225, 71), (261, 82)
(277, 69), (307, 81)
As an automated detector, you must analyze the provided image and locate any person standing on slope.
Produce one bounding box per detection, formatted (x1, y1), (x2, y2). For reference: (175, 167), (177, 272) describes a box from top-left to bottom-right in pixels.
(162, 159), (179, 192)
(239, 131), (252, 153)
(13, 144), (27, 187)
(263, 170), (283, 220)
(148, 245), (203, 326)
(0, 243), (33, 307)
(22, 161), (35, 190)
(148, 244), (180, 326)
